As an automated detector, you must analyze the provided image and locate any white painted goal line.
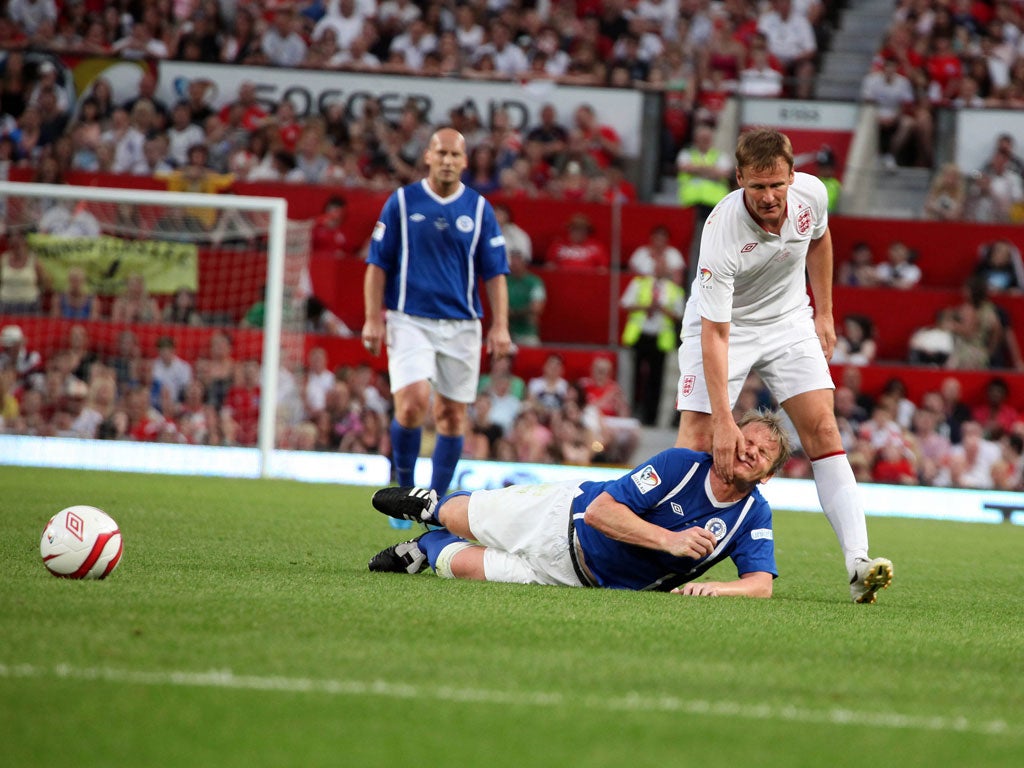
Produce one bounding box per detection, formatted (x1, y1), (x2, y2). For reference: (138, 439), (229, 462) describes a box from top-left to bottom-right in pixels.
(0, 662), (1017, 738)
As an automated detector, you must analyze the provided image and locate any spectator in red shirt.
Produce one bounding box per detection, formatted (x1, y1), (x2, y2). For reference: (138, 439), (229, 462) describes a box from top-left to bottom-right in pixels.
(218, 80), (267, 132)
(871, 442), (918, 485)
(571, 103), (622, 169)
(223, 359), (261, 446)
(125, 386), (171, 442)
(971, 377), (1020, 439)
(926, 34), (963, 101)
(579, 356), (626, 418)
(545, 213), (610, 271)
(311, 195), (352, 257)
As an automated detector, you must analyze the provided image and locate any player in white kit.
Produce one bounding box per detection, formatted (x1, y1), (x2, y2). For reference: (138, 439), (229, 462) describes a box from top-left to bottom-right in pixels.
(674, 128), (893, 603)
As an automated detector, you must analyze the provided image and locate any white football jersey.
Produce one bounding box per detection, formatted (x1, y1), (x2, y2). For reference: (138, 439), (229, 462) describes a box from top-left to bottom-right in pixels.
(684, 171), (829, 330)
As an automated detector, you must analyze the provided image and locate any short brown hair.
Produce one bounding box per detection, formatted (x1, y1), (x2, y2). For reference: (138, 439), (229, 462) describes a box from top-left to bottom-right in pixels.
(736, 128), (794, 175)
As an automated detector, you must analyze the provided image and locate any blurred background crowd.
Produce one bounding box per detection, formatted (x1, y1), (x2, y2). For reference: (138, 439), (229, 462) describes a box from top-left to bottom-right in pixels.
(1, 0), (1024, 491)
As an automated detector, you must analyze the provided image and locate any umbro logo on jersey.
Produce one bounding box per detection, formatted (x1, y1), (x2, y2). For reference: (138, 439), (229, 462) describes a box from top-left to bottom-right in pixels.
(409, 213), (426, 222)
(741, 242), (757, 253)
(671, 502), (684, 516)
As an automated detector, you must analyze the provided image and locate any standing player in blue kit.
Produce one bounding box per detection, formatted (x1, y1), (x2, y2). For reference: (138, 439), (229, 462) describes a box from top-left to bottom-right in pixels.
(368, 410), (790, 598)
(362, 127), (511, 504)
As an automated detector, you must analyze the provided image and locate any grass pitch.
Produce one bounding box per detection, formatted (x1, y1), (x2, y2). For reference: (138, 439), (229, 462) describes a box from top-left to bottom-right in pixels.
(1, 465), (1022, 768)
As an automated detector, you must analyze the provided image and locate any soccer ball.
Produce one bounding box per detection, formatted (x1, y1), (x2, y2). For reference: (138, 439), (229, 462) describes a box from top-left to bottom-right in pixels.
(40, 506), (123, 579)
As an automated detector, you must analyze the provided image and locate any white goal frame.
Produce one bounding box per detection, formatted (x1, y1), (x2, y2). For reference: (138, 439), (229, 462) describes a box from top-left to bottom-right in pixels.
(0, 181), (288, 477)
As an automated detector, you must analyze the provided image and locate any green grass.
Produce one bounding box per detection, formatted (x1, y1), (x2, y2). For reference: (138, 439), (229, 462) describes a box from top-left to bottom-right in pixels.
(1, 466), (1022, 768)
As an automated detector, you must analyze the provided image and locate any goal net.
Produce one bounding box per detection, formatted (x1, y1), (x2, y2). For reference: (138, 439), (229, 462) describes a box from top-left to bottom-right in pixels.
(0, 181), (305, 473)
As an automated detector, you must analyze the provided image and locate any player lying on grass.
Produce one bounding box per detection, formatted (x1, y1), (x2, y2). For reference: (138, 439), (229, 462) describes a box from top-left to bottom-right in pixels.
(368, 410), (808, 598)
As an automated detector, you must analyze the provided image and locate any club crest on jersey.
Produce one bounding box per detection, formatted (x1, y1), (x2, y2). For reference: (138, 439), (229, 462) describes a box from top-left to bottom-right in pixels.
(681, 374), (696, 397)
(699, 268), (713, 288)
(456, 215), (475, 233)
(741, 242), (757, 253)
(705, 518), (728, 541)
(630, 464), (662, 494)
(796, 207), (813, 235)
(371, 221), (386, 241)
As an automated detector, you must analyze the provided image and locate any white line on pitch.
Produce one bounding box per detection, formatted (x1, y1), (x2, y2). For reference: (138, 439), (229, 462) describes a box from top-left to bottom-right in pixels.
(0, 661), (1017, 738)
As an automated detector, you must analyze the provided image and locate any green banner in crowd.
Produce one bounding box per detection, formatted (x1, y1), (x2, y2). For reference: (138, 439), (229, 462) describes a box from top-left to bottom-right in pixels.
(28, 234), (199, 294)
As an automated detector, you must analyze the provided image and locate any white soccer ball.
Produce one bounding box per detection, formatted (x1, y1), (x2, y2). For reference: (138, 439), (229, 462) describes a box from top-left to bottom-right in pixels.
(40, 506), (123, 580)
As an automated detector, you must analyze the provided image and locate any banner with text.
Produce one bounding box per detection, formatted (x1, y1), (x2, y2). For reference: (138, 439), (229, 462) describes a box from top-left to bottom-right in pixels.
(29, 234), (198, 294)
(152, 61), (645, 158)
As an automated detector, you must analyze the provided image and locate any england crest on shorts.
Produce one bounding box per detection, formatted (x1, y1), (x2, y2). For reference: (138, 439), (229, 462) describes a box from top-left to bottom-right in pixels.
(630, 464), (662, 494)
(681, 374), (696, 397)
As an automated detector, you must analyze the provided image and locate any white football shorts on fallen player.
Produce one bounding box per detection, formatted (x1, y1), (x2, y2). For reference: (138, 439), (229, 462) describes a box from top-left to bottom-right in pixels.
(467, 481), (583, 587)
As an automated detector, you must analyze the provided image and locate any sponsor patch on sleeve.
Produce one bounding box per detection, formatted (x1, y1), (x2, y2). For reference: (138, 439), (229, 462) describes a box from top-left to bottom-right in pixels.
(489, 234), (506, 248)
(630, 465), (662, 494)
(750, 528), (773, 540)
(371, 221), (386, 242)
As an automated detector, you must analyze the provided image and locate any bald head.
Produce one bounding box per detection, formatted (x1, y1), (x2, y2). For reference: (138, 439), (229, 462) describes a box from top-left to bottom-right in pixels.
(424, 128), (468, 196)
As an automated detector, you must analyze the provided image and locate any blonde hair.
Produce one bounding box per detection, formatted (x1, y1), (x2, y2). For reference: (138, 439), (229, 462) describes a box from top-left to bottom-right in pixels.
(736, 408), (792, 476)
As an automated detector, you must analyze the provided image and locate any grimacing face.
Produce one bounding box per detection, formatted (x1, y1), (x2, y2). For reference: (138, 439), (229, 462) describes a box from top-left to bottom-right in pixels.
(731, 422), (782, 486)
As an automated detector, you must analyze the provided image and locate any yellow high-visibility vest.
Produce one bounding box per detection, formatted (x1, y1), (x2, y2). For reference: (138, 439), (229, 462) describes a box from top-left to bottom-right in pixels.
(677, 148), (730, 207)
(621, 277), (685, 352)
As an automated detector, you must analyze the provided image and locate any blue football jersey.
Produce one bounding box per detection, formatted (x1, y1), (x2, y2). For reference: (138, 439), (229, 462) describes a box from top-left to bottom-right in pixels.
(367, 180), (509, 320)
(572, 448), (776, 591)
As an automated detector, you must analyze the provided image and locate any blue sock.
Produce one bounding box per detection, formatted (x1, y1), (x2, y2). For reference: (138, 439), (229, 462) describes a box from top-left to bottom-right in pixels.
(389, 419), (421, 487)
(418, 529), (468, 571)
(430, 434), (463, 495)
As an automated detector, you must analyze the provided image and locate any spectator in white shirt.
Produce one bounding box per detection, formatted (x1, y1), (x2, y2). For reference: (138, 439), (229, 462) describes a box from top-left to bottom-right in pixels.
(7, 0), (57, 36)
(758, 0), (816, 97)
(111, 101), (155, 174)
(474, 19), (529, 78)
(313, 0), (366, 51)
(166, 101), (205, 168)
(152, 336), (193, 407)
(860, 57), (916, 168)
(304, 347), (336, 416)
(875, 241), (922, 289)
(262, 6), (308, 67)
(389, 18), (438, 71)
(738, 39), (784, 98)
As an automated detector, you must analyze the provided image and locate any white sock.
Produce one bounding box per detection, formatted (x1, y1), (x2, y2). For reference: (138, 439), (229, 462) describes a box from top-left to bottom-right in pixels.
(433, 541), (475, 579)
(811, 453), (869, 574)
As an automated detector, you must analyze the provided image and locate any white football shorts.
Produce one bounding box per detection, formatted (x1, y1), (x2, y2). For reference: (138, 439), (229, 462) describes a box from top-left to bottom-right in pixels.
(676, 307), (835, 412)
(467, 481), (585, 587)
(385, 310), (482, 402)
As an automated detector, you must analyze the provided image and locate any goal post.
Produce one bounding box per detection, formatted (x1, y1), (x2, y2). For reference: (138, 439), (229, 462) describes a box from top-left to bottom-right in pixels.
(0, 181), (291, 478)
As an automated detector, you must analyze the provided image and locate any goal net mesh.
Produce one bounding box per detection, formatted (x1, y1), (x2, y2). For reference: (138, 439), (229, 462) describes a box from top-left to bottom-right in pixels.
(0, 184), (309, 449)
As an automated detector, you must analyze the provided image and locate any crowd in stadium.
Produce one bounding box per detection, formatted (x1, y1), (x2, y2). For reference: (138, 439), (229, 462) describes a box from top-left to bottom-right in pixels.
(1, 0), (1024, 491)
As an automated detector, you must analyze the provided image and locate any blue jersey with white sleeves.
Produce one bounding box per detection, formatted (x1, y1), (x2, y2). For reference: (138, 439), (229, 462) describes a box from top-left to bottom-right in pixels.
(367, 180), (508, 320)
(572, 448), (776, 591)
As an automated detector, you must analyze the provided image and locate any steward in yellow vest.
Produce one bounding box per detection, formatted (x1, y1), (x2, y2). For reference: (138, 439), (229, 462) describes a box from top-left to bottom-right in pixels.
(620, 272), (686, 425)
